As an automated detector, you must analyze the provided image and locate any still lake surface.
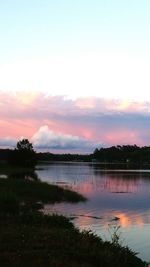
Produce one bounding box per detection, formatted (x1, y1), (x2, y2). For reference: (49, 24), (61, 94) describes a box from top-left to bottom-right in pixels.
(1, 162), (150, 261)
(35, 162), (150, 262)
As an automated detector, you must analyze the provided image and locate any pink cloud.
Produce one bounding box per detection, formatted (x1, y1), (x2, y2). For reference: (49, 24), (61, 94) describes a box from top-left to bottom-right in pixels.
(105, 129), (143, 146)
(1, 91), (150, 151)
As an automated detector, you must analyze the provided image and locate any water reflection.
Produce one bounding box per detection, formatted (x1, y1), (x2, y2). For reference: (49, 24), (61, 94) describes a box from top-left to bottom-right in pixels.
(36, 162), (150, 261)
(1, 162), (150, 260)
(67, 173), (140, 194)
(114, 211), (144, 228)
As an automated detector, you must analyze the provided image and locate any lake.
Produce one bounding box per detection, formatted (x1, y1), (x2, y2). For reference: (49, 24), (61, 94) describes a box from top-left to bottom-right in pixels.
(35, 162), (150, 262)
(1, 161), (150, 262)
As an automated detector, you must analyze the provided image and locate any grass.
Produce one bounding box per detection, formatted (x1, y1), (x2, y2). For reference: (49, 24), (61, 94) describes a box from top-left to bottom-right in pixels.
(0, 212), (147, 267)
(0, 178), (86, 214)
(0, 176), (147, 267)
(0, 163), (36, 174)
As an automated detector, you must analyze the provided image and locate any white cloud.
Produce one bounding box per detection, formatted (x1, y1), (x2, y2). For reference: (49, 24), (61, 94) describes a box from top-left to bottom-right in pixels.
(31, 125), (100, 151)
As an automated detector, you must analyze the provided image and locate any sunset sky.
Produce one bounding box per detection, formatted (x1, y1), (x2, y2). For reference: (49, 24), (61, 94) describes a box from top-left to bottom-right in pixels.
(1, 0), (150, 153)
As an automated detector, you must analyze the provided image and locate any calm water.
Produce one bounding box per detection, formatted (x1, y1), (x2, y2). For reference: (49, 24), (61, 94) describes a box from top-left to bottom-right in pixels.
(1, 162), (150, 261)
(35, 162), (150, 262)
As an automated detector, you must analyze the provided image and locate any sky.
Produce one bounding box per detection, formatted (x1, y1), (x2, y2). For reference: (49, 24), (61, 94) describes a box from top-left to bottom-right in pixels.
(1, 0), (150, 153)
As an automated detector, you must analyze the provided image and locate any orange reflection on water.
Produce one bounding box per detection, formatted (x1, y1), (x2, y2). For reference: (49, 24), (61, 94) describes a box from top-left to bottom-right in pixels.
(114, 212), (144, 228)
(74, 210), (146, 230)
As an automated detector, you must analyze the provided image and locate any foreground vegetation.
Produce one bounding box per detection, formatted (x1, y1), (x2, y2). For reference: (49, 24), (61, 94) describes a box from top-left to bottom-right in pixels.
(0, 178), (85, 213)
(0, 176), (147, 267)
(0, 212), (147, 267)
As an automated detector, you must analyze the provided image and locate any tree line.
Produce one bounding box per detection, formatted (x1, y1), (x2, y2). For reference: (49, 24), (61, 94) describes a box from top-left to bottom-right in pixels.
(1, 140), (150, 165)
(93, 145), (150, 163)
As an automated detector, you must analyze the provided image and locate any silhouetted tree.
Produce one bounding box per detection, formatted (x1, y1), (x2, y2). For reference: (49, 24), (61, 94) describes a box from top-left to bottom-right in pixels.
(16, 139), (34, 152)
(9, 139), (37, 166)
